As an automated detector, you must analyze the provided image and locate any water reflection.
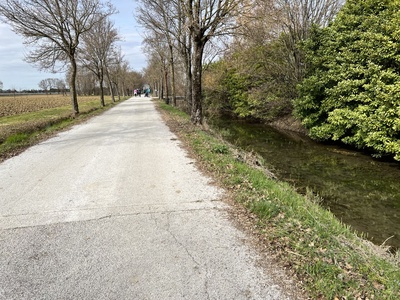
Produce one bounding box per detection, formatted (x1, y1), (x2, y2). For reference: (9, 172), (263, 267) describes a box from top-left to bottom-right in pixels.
(211, 119), (400, 250)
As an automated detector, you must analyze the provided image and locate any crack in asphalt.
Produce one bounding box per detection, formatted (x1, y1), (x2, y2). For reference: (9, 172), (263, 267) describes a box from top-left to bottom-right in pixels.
(164, 212), (200, 267)
(149, 211), (213, 299)
(0, 206), (225, 231)
(165, 213), (212, 300)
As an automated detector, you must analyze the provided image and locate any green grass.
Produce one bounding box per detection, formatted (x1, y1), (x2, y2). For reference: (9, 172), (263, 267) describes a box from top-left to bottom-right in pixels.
(4, 133), (30, 144)
(157, 101), (400, 299)
(159, 101), (189, 118)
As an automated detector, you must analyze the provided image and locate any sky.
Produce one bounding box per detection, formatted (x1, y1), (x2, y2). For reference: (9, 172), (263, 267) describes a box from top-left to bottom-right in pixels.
(0, 0), (146, 91)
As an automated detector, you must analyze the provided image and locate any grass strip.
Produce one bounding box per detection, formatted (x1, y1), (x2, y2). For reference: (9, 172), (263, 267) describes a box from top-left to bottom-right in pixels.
(157, 100), (400, 299)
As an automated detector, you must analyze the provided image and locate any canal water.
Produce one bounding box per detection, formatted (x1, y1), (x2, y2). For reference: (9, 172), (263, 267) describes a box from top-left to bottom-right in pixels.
(210, 119), (400, 250)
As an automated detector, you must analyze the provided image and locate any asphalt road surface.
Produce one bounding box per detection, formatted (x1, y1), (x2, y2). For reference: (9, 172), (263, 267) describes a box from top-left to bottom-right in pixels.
(0, 97), (301, 299)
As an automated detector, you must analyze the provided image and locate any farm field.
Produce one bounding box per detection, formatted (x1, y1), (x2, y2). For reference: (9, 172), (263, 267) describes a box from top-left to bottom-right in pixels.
(0, 94), (101, 117)
(0, 94), (124, 161)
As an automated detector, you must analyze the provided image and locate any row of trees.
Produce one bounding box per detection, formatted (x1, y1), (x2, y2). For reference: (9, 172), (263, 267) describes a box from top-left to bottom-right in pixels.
(3, 1), (399, 159)
(1, 68), (144, 97)
(0, 0), (139, 114)
(136, 0), (242, 125)
(38, 78), (67, 94)
(136, 0), (344, 125)
(139, 0), (400, 160)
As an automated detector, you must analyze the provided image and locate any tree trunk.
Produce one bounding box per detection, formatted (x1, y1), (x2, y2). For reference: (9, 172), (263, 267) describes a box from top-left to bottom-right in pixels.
(160, 74), (164, 100)
(164, 67), (169, 104)
(109, 82), (115, 103)
(105, 70), (115, 102)
(100, 79), (105, 107)
(69, 56), (79, 116)
(121, 82), (126, 97)
(184, 46), (192, 114)
(168, 44), (177, 106)
(115, 83), (121, 101)
(191, 40), (204, 125)
(99, 68), (105, 107)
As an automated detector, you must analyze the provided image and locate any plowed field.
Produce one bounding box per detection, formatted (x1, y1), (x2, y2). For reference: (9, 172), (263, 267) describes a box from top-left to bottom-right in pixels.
(0, 94), (96, 117)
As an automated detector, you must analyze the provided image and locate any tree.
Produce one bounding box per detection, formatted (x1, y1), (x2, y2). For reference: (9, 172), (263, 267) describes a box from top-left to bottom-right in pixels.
(275, 0), (344, 81)
(137, 0), (242, 124)
(142, 33), (172, 103)
(75, 69), (97, 96)
(137, 0), (181, 106)
(295, 0), (400, 160)
(107, 49), (132, 100)
(55, 78), (67, 95)
(0, 0), (115, 116)
(0, 80), (3, 91)
(39, 78), (67, 94)
(184, 0), (241, 124)
(137, 0), (193, 110)
(80, 16), (118, 107)
(104, 46), (119, 102)
(38, 78), (51, 93)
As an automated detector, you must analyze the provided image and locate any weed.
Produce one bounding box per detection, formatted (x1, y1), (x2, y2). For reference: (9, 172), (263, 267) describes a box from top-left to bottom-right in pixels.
(5, 133), (30, 144)
(211, 144), (229, 154)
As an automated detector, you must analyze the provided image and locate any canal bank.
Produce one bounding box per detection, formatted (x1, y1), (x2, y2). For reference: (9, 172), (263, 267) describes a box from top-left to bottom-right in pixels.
(157, 100), (400, 299)
(209, 118), (400, 251)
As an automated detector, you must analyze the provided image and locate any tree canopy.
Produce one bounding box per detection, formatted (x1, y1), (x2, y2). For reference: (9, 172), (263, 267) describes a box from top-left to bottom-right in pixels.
(295, 0), (400, 160)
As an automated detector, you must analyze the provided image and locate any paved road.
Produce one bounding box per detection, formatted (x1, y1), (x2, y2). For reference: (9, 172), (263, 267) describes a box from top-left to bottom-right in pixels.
(0, 98), (299, 299)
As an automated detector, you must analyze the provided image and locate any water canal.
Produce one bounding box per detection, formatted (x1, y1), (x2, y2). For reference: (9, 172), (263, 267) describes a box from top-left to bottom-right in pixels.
(210, 119), (400, 250)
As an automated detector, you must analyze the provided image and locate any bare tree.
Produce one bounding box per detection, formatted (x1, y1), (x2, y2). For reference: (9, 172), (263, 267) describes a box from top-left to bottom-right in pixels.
(143, 33), (171, 103)
(137, 0), (242, 124)
(106, 48), (127, 100)
(55, 78), (67, 95)
(0, 80), (3, 90)
(274, 0), (344, 80)
(137, 0), (180, 106)
(104, 46), (124, 102)
(103, 47), (140, 100)
(38, 78), (51, 93)
(80, 16), (119, 107)
(0, 0), (115, 116)
(183, 0), (242, 124)
(175, 2), (193, 111)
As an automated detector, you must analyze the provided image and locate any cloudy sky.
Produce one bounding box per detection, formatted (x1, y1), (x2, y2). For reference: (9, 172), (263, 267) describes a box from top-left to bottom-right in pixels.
(0, 0), (146, 91)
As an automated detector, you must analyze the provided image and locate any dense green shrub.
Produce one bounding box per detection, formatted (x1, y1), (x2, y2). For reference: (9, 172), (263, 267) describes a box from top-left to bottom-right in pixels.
(295, 0), (400, 160)
(204, 39), (295, 121)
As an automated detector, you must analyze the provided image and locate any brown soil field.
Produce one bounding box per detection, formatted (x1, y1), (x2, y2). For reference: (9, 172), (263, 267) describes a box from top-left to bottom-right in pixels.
(0, 94), (99, 117)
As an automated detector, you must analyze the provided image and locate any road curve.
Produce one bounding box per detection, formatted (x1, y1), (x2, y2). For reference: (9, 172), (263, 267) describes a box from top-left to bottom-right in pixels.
(0, 97), (300, 299)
